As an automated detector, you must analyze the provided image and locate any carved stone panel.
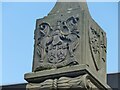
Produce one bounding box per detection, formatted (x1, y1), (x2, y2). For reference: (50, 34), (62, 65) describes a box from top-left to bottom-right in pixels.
(34, 16), (80, 71)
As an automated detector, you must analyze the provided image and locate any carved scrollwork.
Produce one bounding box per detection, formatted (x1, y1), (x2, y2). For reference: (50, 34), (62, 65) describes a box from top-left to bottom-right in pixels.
(35, 16), (80, 71)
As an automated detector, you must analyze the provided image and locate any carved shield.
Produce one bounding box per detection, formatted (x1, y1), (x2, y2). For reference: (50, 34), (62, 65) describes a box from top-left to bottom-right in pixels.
(47, 40), (68, 64)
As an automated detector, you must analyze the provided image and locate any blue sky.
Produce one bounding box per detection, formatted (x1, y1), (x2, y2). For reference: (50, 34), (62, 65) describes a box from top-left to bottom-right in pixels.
(1, 2), (118, 85)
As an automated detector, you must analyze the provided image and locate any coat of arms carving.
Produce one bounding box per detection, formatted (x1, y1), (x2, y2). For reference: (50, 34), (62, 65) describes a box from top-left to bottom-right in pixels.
(35, 16), (80, 71)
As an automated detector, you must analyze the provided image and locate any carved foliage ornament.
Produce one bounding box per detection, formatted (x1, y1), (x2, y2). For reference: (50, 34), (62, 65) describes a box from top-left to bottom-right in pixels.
(27, 74), (97, 90)
(35, 16), (80, 71)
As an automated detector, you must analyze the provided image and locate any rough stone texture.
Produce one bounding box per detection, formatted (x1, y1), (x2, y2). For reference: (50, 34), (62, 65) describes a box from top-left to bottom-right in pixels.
(24, 0), (111, 90)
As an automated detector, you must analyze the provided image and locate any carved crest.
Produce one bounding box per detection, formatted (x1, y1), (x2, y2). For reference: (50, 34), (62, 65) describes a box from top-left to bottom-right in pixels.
(35, 16), (80, 71)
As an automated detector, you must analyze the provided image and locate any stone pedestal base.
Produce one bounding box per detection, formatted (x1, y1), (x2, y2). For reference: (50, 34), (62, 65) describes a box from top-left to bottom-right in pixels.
(24, 65), (111, 90)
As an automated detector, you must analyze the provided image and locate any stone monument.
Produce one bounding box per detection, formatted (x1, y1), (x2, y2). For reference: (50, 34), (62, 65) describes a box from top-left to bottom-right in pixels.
(24, 0), (112, 89)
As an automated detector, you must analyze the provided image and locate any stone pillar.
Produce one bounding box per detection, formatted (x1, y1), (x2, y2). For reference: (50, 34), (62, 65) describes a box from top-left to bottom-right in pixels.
(24, 1), (112, 90)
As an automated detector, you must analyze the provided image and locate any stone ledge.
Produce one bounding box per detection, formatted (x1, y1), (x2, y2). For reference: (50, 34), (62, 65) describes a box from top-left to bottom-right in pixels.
(24, 64), (111, 89)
